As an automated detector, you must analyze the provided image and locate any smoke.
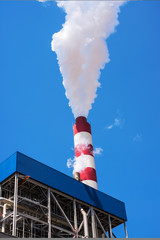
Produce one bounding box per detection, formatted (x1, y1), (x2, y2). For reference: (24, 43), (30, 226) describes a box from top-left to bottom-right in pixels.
(51, 1), (125, 118)
(67, 146), (103, 173)
(67, 155), (87, 173)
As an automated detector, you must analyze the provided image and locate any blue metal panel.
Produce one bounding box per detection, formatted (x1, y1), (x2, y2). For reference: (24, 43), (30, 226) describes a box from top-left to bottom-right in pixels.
(0, 152), (17, 183)
(1, 152), (127, 221)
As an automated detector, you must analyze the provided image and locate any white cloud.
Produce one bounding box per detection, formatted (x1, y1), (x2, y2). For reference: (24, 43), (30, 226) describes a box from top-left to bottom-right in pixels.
(67, 157), (74, 169)
(114, 118), (121, 126)
(106, 124), (114, 130)
(106, 117), (124, 130)
(93, 147), (103, 156)
(133, 133), (142, 142)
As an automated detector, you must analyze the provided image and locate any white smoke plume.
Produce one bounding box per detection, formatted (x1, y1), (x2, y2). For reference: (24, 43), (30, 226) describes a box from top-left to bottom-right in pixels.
(51, 1), (125, 118)
(67, 155), (87, 173)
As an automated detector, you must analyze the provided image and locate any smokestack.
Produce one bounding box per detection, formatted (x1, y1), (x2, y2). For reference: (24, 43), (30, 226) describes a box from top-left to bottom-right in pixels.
(73, 116), (98, 190)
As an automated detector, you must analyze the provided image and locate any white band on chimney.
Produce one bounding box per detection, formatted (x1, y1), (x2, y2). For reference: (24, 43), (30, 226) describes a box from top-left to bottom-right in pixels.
(82, 180), (98, 189)
(76, 155), (96, 169)
(74, 132), (92, 147)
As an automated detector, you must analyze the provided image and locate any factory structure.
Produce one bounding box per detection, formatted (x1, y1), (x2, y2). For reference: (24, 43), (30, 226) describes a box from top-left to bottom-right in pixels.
(0, 118), (128, 238)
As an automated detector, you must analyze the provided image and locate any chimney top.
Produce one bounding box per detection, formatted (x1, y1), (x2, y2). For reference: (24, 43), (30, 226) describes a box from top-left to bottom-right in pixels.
(76, 116), (87, 124)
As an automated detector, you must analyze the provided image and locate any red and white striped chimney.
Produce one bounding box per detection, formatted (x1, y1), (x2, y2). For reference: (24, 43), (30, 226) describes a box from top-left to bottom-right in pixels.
(73, 116), (98, 189)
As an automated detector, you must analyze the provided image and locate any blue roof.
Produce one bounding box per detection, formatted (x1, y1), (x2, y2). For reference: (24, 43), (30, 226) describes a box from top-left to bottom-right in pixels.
(0, 152), (127, 221)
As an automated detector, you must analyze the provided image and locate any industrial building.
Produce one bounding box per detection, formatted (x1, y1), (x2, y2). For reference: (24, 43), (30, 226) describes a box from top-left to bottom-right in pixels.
(0, 152), (127, 238)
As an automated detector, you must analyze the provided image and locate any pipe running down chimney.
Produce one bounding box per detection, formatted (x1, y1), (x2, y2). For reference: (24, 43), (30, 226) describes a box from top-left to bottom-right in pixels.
(73, 116), (98, 190)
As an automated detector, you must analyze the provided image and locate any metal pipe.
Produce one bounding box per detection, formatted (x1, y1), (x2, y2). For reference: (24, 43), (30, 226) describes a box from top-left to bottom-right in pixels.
(12, 173), (18, 236)
(80, 206), (89, 238)
(77, 208), (90, 234)
(124, 222), (128, 238)
(2, 203), (8, 232)
(73, 172), (80, 181)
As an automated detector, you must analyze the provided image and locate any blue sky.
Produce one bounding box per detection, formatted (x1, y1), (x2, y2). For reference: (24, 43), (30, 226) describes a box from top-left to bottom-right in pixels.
(0, 1), (160, 237)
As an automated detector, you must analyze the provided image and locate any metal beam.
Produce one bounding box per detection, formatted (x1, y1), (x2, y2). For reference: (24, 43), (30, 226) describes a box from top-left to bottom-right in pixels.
(0, 185), (2, 197)
(48, 188), (51, 238)
(31, 220), (33, 237)
(108, 215), (112, 238)
(28, 178), (73, 201)
(18, 196), (48, 209)
(112, 232), (117, 238)
(77, 218), (84, 234)
(73, 199), (78, 238)
(40, 187), (48, 201)
(0, 174), (15, 186)
(124, 222), (128, 238)
(94, 211), (108, 238)
(0, 173), (126, 238)
(18, 212), (48, 225)
(0, 211), (13, 223)
(50, 192), (74, 232)
(89, 202), (124, 224)
(23, 218), (25, 238)
(12, 173), (18, 236)
(91, 207), (97, 238)
(27, 176), (124, 226)
(51, 223), (75, 236)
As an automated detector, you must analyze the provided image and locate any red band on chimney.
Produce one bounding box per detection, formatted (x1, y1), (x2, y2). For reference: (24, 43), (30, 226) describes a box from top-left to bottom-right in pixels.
(80, 167), (97, 182)
(75, 144), (94, 157)
(73, 116), (91, 136)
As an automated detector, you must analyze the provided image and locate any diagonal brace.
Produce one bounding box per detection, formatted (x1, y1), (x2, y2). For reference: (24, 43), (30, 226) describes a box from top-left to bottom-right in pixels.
(50, 192), (74, 232)
(94, 211), (108, 238)
(0, 212), (13, 223)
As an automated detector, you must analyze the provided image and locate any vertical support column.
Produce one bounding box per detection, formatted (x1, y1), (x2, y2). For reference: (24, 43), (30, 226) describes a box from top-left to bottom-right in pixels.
(12, 173), (18, 236)
(48, 188), (51, 238)
(124, 222), (128, 238)
(73, 199), (78, 238)
(0, 183), (3, 232)
(91, 207), (97, 238)
(23, 218), (25, 238)
(108, 215), (112, 238)
(31, 220), (33, 238)
(1, 223), (5, 233)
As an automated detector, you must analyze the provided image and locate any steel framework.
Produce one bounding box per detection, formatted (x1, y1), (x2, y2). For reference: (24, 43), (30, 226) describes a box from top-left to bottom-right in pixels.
(0, 173), (128, 238)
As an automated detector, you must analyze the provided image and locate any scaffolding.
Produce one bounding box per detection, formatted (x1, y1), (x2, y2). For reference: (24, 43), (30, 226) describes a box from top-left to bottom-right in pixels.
(0, 172), (128, 238)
